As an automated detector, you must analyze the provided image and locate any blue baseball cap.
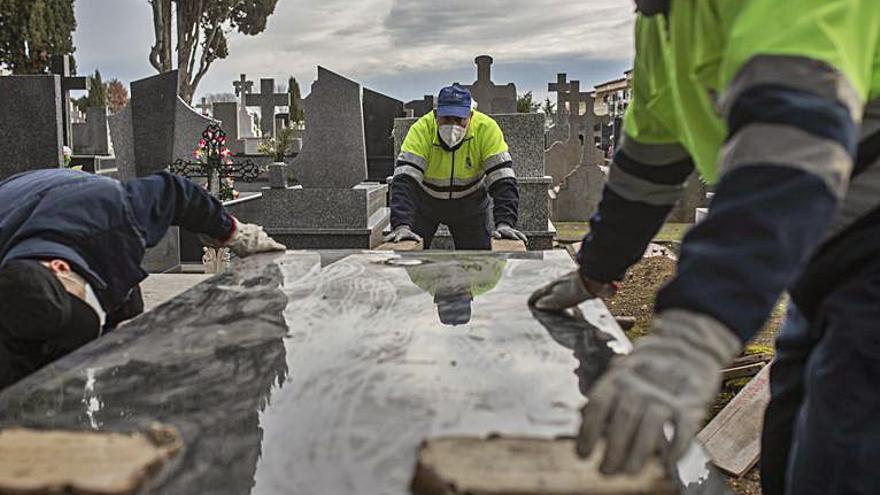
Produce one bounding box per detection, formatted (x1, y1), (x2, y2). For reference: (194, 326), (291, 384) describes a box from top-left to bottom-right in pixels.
(436, 85), (473, 119)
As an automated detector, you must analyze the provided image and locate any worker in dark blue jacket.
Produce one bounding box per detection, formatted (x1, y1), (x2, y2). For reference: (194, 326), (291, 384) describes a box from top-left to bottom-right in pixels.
(0, 169), (284, 390)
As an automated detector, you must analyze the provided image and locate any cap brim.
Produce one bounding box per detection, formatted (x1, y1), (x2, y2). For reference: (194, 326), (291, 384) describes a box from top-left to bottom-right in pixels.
(436, 106), (471, 119)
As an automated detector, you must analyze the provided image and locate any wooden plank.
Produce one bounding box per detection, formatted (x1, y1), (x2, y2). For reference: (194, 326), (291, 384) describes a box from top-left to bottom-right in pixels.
(698, 364), (772, 477)
(0, 425), (181, 494)
(375, 239), (423, 251)
(491, 239), (527, 252)
(720, 362), (766, 381)
(412, 436), (677, 495)
(730, 353), (773, 368)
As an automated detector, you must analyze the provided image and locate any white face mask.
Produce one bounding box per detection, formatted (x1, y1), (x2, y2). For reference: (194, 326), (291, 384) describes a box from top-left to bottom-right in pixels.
(83, 282), (107, 332)
(439, 124), (467, 148)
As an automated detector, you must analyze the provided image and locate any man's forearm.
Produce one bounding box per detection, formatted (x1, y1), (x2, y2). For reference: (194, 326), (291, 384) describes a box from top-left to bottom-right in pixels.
(125, 172), (233, 247)
(578, 140), (695, 283)
(656, 57), (857, 342)
(488, 177), (519, 227)
(389, 175), (420, 229)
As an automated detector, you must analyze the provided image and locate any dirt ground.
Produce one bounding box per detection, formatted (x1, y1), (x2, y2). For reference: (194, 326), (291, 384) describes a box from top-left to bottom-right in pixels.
(595, 253), (785, 495)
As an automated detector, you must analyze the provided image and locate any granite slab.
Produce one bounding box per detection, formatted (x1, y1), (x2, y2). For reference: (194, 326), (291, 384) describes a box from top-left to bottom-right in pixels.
(0, 251), (729, 495)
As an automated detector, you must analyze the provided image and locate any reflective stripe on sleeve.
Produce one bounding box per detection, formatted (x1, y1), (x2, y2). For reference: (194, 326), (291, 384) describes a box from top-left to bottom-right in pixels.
(720, 123), (852, 199)
(620, 133), (690, 166)
(722, 55), (863, 121)
(606, 165), (686, 206)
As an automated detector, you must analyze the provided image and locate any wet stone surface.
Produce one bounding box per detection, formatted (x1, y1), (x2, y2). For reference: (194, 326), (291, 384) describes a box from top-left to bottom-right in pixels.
(0, 250), (728, 495)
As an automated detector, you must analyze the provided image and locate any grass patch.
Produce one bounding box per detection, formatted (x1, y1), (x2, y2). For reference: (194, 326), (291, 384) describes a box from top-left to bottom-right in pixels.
(554, 222), (693, 244)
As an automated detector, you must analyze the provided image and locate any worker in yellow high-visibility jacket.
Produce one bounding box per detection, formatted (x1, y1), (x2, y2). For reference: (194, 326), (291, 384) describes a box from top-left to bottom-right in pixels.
(386, 85), (526, 249)
(530, 2), (880, 493)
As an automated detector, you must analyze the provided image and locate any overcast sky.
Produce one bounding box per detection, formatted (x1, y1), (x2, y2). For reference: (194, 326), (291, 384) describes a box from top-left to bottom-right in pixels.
(72, 0), (635, 104)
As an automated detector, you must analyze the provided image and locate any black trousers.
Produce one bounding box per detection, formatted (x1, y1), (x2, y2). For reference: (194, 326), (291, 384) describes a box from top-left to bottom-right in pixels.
(409, 190), (492, 250)
(760, 264), (880, 495)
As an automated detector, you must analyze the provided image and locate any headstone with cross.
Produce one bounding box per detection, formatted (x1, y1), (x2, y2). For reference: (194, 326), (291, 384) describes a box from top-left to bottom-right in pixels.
(168, 124), (260, 201)
(460, 55), (517, 114)
(548, 73), (572, 125)
(50, 55), (91, 148)
(196, 97), (211, 116)
(245, 78), (291, 138)
(233, 74), (257, 138)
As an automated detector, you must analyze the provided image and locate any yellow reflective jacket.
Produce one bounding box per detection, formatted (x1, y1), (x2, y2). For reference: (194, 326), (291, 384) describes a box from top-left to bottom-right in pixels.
(396, 111), (515, 199)
(626, 0), (880, 183)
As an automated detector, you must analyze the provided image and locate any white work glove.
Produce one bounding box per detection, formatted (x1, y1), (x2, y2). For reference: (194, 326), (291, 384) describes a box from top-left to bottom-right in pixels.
(529, 270), (617, 311)
(492, 223), (528, 243)
(577, 309), (742, 475)
(204, 218), (286, 258)
(384, 225), (423, 244)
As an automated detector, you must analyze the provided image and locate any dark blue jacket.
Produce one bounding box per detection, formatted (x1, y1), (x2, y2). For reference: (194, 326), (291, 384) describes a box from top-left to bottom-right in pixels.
(0, 170), (233, 319)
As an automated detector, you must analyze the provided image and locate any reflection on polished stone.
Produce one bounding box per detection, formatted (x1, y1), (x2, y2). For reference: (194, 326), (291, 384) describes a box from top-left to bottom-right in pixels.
(0, 250), (729, 495)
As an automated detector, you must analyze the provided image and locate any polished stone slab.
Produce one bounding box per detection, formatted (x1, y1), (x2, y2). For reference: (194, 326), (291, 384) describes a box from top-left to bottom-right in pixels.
(0, 250), (728, 495)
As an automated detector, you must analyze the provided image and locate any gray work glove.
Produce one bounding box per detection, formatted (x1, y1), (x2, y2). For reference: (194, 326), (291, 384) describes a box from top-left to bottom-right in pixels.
(204, 218), (286, 258)
(384, 225), (423, 244)
(577, 309), (742, 475)
(529, 270), (617, 311)
(492, 223), (528, 243)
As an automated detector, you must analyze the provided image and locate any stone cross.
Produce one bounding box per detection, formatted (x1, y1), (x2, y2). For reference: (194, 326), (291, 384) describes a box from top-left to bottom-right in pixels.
(245, 78), (291, 137)
(475, 55), (494, 85)
(548, 73), (572, 124)
(196, 97), (211, 116)
(567, 81), (592, 117)
(233, 74), (254, 99)
(50, 55), (91, 148)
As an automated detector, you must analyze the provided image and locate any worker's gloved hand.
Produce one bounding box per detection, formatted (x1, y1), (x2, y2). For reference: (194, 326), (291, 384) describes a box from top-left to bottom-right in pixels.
(577, 310), (742, 475)
(528, 270), (617, 311)
(204, 218), (286, 258)
(384, 225), (423, 244)
(492, 223), (528, 243)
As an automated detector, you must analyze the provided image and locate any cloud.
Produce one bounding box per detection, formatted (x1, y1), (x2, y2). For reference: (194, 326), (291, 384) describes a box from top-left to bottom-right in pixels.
(74, 0), (635, 101)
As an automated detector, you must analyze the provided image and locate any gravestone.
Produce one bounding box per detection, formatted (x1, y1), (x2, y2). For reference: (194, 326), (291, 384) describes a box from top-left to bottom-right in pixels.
(460, 55), (517, 114)
(196, 97), (211, 116)
(265, 67), (390, 249)
(0, 76), (64, 179)
(363, 88), (406, 182)
(551, 163), (607, 222)
(212, 101), (244, 154)
(234, 74), (257, 139)
(50, 55), (90, 148)
(667, 172), (709, 223)
(405, 95), (434, 118)
(393, 112), (555, 249)
(546, 73), (572, 146)
(108, 70), (219, 271)
(294, 68), (368, 188)
(73, 106), (111, 156)
(245, 79), (290, 138)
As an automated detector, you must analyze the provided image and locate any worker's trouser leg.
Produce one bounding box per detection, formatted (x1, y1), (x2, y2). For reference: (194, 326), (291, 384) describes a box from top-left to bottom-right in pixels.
(762, 265), (880, 495)
(409, 191), (492, 250)
(760, 303), (816, 495)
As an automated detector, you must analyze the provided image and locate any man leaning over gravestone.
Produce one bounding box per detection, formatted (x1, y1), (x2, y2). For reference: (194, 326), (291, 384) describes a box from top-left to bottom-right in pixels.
(386, 84), (527, 249)
(0, 169), (285, 390)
